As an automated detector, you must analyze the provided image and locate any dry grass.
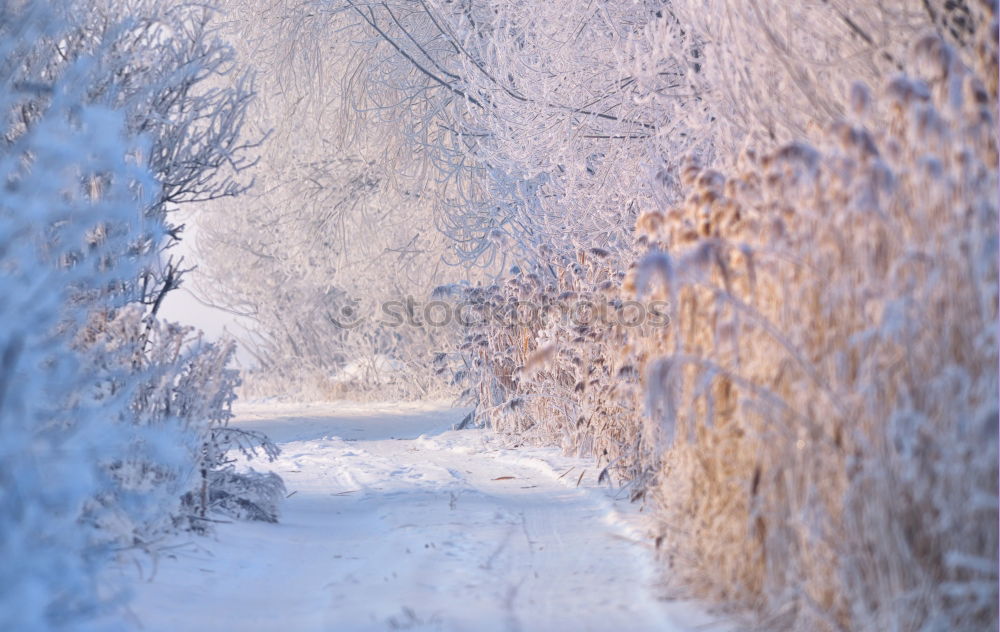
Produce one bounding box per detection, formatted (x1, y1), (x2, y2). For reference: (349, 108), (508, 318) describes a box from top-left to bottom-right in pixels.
(452, 34), (998, 630)
(635, 49), (998, 627)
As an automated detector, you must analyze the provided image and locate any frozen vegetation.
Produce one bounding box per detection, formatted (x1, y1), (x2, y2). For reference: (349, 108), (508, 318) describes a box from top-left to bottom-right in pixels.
(2, 0), (997, 630)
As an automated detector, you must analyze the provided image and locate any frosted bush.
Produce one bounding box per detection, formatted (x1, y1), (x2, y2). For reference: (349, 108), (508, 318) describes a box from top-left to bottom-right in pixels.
(78, 309), (281, 537)
(0, 3), (159, 627)
(0, 1), (273, 628)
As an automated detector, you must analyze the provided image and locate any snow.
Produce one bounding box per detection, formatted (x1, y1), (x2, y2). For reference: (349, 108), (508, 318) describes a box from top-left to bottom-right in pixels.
(116, 401), (725, 631)
(329, 356), (408, 386)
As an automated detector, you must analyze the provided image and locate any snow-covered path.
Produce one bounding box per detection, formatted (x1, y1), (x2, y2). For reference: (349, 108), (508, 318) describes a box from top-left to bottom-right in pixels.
(123, 402), (720, 632)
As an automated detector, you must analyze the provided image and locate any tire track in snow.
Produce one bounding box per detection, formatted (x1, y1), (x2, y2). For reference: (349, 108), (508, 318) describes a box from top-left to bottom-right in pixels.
(122, 402), (726, 632)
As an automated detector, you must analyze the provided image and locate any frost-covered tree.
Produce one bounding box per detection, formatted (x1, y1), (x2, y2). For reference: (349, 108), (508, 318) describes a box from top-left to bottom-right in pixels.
(192, 0), (705, 397)
(6, 0), (259, 316)
(282, 0), (996, 276)
(328, 0), (700, 266)
(193, 0), (471, 398)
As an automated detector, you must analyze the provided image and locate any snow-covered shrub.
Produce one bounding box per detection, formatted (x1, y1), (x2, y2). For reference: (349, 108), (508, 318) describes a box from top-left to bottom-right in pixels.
(77, 309), (281, 538)
(192, 468), (285, 524)
(0, 3), (160, 627)
(0, 1), (271, 628)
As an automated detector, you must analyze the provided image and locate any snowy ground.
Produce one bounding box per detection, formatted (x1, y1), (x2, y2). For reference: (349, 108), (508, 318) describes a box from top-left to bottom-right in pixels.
(118, 402), (726, 632)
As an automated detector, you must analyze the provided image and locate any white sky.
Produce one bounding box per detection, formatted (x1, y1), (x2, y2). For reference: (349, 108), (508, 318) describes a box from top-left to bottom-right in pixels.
(158, 211), (257, 367)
